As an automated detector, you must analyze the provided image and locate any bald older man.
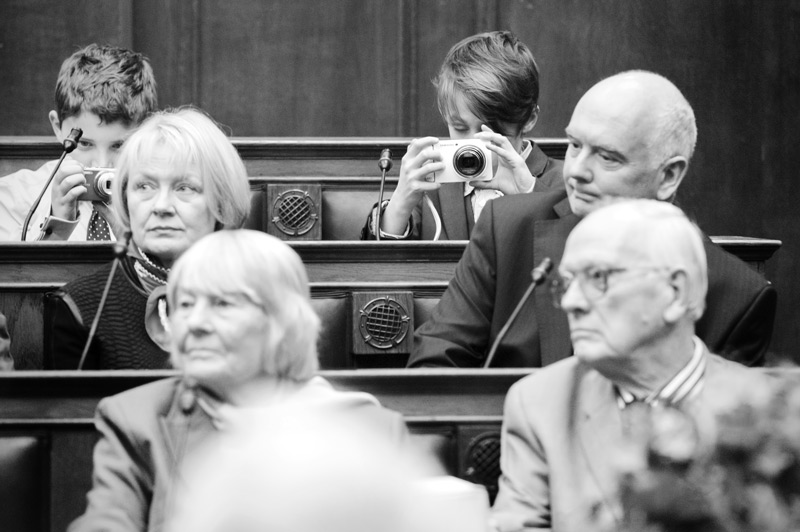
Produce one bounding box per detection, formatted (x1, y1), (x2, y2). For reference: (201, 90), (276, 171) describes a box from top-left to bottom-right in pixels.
(409, 70), (776, 368)
(490, 199), (766, 532)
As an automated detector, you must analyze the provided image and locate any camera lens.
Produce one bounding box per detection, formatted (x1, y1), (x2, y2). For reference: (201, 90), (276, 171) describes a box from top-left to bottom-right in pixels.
(95, 171), (114, 202)
(453, 146), (486, 178)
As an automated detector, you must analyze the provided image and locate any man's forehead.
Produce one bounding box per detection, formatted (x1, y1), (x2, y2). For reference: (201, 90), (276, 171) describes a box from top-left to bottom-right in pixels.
(569, 87), (652, 141)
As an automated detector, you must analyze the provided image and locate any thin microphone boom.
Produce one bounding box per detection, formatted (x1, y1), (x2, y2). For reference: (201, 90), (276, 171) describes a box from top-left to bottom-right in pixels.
(77, 231), (131, 370)
(483, 257), (553, 368)
(375, 148), (393, 241)
(21, 128), (83, 241)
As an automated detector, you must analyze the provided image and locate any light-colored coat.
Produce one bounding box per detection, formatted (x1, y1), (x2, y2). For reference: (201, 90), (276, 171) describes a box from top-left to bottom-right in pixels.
(68, 376), (407, 532)
(491, 348), (763, 531)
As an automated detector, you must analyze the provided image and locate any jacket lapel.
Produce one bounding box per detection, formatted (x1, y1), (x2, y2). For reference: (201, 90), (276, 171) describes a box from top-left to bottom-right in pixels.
(574, 367), (625, 525)
(533, 199), (580, 366)
(158, 385), (216, 480)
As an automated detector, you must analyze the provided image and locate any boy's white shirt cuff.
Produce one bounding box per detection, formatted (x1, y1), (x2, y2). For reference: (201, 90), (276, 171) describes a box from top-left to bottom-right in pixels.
(369, 201), (411, 239)
(33, 213), (79, 241)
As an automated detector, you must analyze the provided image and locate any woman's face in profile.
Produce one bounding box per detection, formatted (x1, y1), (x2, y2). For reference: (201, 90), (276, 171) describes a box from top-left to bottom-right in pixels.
(170, 285), (268, 395)
(126, 144), (217, 268)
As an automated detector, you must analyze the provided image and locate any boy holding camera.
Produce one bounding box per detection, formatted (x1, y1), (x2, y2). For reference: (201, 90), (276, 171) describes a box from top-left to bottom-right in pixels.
(0, 43), (158, 241)
(361, 30), (563, 240)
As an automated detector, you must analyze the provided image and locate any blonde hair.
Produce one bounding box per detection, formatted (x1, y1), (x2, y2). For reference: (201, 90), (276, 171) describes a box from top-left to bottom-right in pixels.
(167, 229), (320, 381)
(111, 106), (250, 233)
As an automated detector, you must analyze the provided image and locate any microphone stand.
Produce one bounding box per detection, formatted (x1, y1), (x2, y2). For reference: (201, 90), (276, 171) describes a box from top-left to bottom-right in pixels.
(76, 231), (131, 370)
(21, 128), (83, 241)
(483, 258), (553, 368)
(375, 148), (393, 241)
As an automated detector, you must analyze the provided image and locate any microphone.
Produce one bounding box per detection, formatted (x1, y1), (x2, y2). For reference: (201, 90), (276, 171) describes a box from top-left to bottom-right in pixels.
(20, 128), (84, 241)
(375, 148), (393, 241)
(379, 148), (393, 172)
(483, 257), (553, 368)
(62, 128), (83, 153)
(77, 230), (132, 370)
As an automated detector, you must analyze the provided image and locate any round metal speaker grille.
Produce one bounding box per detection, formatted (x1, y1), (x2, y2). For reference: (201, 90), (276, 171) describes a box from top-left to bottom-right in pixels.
(358, 297), (410, 349)
(271, 189), (318, 236)
(465, 433), (502, 490)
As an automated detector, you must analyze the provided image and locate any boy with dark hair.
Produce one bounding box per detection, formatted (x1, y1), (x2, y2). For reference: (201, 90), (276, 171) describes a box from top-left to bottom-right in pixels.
(0, 43), (158, 241)
(362, 30), (563, 240)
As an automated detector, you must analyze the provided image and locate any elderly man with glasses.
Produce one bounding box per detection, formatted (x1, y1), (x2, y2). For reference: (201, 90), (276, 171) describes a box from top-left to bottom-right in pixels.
(490, 198), (765, 532)
(409, 70), (776, 369)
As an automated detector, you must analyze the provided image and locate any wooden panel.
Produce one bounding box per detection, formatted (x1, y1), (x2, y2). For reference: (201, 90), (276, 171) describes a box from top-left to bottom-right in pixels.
(352, 291), (415, 356)
(401, 0), (500, 136)
(0, 0), (134, 136)
(132, 0), (200, 109)
(0, 136), (569, 177)
(266, 184), (322, 240)
(192, 0), (403, 136)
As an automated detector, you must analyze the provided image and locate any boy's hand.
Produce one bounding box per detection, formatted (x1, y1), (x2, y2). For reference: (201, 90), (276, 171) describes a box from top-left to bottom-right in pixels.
(50, 159), (87, 221)
(472, 125), (534, 195)
(381, 137), (445, 235)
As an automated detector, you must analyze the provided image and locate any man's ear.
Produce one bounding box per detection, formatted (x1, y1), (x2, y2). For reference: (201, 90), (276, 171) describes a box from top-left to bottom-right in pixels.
(49, 110), (64, 141)
(662, 269), (690, 323)
(656, 156), (688, 202)
(520, 105), (540, 135)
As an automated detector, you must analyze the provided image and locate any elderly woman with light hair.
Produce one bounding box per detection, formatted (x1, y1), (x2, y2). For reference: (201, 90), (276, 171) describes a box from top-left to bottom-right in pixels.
(68, 229), (408, 532)
(45, 106), (252, 370)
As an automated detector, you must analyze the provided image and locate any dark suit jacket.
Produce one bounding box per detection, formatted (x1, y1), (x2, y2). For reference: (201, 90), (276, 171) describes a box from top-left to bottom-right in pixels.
(491, 348), (769, 531)
(409, 189), (777, 367)
(361, 142), (564, 240)
(68, 377), (408, 532)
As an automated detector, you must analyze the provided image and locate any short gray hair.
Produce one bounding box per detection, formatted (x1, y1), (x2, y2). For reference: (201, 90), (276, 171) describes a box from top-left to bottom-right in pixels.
(588, 198), (708, 321)
(167, 229), (320, 381)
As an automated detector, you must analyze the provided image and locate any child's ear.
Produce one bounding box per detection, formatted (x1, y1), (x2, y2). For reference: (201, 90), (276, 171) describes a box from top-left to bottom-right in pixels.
(520, 105), (540, 135)
(49, 111), (63, 140)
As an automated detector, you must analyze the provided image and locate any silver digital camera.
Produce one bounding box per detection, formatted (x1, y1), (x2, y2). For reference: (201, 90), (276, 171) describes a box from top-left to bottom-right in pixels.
(426, 139), (493, 183)
(79, 167), (115, 202)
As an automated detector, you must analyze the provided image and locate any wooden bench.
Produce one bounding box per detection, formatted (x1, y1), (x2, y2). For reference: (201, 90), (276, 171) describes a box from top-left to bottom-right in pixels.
(0, 238), (782, 369)
(0, 368), (529, 532)
(2, 367), (798, 532)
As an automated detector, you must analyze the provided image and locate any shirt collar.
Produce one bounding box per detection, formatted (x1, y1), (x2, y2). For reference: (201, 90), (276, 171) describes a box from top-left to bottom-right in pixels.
(463, 139), (532, 197)
(616, 336), (707, 409)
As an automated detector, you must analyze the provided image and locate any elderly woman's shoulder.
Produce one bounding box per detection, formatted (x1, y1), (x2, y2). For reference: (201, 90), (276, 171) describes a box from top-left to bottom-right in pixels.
(97, 376), (183, 420)
(293, 376), (408, 440)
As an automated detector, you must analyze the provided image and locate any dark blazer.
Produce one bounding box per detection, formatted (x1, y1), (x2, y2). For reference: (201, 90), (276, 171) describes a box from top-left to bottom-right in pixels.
(361, 142), (564, 240)
(409, 189), (777, 368)
(491, 348), (768, 531)
(68, 377), (408, 532)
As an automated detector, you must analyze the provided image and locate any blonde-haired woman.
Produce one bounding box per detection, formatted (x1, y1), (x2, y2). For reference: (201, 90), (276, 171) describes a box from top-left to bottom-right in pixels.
(46, 106), (251, 369)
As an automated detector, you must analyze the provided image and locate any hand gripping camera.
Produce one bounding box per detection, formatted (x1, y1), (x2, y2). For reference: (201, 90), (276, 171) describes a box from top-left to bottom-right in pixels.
(426, 139), (494, 183)
(79, 167), (115, 202)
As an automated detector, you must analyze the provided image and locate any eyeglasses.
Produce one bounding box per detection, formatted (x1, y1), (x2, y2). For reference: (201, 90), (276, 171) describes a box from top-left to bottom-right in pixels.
(550, 266), (671, 308)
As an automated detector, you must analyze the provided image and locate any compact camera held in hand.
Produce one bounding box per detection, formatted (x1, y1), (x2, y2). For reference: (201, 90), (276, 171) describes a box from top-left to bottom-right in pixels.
(79, 167), (115, 202)
(426, 139), (494, 183)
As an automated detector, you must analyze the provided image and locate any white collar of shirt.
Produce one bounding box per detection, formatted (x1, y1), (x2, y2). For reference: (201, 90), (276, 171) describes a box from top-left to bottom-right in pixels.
(616, 336), (707, 409)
